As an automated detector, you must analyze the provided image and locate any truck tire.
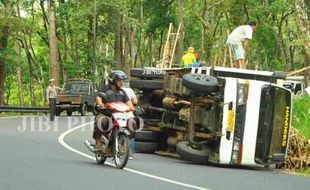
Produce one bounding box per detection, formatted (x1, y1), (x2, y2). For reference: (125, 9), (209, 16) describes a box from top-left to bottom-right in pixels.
(135, 141), (159, 153)
(273, 71), (287, 80)
(176, 141), (210, 164)
(66, 109), (73, 116)
(135, 131), (159, 142)
(130, 80), (163, 90)
(130, 68), (165, 79)
(182, 73), (218, 94)
(80, 103), (87, 116)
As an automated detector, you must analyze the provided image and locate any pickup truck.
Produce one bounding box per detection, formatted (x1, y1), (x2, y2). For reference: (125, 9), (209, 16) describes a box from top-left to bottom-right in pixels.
(130, 67), (292, 167)
(56, 79), (96, 116)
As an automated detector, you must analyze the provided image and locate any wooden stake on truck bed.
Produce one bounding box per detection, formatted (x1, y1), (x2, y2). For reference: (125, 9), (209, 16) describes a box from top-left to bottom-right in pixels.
(227, 30), (233, 68)
(158, 23), (182, 69)
(287, 66), (310, 76)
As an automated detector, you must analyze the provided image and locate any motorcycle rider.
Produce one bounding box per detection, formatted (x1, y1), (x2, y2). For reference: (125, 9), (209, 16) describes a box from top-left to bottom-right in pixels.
(93, 70), (135, 152)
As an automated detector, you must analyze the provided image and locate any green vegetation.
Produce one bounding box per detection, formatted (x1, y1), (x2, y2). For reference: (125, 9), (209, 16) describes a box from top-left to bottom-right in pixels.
(300, 168), (310, 176)
(292, 96), (310, 140)
(0, 0), (309, 107)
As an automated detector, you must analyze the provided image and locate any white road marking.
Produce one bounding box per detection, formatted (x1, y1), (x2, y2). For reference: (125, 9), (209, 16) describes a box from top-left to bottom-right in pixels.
(58, 122), (211, 190)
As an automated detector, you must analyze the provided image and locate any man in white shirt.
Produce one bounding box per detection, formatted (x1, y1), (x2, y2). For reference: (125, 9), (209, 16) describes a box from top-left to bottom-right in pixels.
(122, 81), (138, 159)
(227, 21), (258, 69)
(46, 79), (63, 121)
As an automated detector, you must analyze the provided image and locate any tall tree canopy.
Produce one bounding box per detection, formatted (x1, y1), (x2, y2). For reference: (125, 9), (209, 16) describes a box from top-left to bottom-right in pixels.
(0, 0), (309, 105)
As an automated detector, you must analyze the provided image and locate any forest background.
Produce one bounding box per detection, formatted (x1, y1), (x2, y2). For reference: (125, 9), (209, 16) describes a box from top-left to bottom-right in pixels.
(0, 0), (309, 106)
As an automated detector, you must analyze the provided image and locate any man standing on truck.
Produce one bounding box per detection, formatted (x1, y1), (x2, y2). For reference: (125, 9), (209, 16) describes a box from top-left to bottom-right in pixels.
(226, 21), (257, 69)
(46, 79), (63, 121)
(181, 47), (199, 68)
(94, 71), (135, 152)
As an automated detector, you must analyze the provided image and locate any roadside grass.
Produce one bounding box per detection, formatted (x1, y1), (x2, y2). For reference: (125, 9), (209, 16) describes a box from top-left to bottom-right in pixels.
(0, 112), (22, 117)
(290, 96), (310, 177)
(300, 168), (310, 176)
(0, 112), (43, 117)
(292, 96), (310, 140)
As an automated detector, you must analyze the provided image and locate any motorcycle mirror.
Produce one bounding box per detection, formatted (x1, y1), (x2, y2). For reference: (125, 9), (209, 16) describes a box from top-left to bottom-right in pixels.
(98, 92), (107, 99)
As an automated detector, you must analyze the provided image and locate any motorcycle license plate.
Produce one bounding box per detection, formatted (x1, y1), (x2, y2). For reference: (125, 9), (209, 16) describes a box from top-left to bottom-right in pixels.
(112, 112), (134, 127)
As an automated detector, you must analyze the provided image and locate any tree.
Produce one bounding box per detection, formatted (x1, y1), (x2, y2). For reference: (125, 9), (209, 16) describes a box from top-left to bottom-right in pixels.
(176, 0), (184, 65)
(48, 0), (59, 84)
(295, 0), (310, 67)
(0, 0), (13, 105)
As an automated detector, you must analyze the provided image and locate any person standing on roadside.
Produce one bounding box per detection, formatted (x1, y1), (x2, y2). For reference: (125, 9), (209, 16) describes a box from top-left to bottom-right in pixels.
(46, 79), (62, 121)
(122, 80), (139, 159)
(226, 21), (258, 69)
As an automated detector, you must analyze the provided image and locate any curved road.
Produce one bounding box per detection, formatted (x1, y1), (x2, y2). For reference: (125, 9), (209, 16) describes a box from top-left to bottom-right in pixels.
(0, 116), (309, 190)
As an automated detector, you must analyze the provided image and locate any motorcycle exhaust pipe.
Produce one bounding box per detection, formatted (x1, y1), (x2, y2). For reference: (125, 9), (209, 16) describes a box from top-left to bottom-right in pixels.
(84, 140), (95, 153)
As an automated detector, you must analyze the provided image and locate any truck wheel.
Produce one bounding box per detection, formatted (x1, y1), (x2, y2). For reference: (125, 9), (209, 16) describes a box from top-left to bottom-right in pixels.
(130, 80), (163, 90)
(135, 131), (159, 142)
(182, 73), (218, 94)
(273, 71), (287, 80)
(135, 141), (159, 153)
(130, 68), (165, 79)
(176, 141), (210, 164)
(80, 103), (87, 116)
(66, 109), (73, 116)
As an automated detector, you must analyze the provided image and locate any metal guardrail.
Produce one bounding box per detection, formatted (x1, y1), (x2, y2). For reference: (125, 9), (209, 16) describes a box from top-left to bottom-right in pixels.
(0, 106), (49, 113)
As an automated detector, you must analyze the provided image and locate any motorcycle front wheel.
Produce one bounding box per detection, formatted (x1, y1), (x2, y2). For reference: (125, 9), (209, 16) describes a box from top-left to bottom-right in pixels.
(113, 133), (130, 169)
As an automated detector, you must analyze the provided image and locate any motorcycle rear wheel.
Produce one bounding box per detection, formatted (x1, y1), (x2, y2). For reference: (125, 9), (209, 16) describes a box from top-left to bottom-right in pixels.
(113, 133), (130, 169)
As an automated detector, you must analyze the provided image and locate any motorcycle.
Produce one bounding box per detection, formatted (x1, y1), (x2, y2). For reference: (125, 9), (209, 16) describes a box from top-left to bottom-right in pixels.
(84, 100), (138, 169)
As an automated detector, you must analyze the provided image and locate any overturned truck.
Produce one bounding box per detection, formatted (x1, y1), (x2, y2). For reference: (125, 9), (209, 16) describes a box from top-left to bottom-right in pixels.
(130, 67), (292, 167)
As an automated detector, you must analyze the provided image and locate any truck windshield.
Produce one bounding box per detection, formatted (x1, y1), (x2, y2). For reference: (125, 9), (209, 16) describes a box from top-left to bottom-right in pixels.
(65, 83), (89, 93)
(255, 85), (291, 164)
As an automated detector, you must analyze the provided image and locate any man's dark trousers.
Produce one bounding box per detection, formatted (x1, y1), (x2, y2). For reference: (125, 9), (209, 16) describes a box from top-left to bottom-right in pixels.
(49, 98), (56, 121)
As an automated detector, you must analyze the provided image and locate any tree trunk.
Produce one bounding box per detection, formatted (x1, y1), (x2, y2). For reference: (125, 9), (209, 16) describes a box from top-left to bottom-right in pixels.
(0, 27), (8, 105)
(29, 36), (46, 104)
(59, 0), (68, 82)
(176, 0), (184, 65)
(48, 0), (59, 85)
(115, 8), (123, 70)
(39, 0), (49, 46)
(14, 37), (24, 106)
(92, 0), (97, 76)
(17, 1), (36, 106)
(295, 0), (310, 67)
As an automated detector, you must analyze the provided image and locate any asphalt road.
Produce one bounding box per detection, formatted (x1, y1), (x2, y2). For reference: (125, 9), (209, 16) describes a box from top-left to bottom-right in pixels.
(0, 115), (309, 190)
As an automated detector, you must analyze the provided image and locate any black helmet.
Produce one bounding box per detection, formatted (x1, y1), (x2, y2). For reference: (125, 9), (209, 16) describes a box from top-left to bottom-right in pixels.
(108, 70), (127, 85)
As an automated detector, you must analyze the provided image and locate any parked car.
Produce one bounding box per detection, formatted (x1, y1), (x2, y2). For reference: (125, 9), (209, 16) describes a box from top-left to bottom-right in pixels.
(130, 67), (292, 167)
(56, 79), (96, 116)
